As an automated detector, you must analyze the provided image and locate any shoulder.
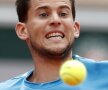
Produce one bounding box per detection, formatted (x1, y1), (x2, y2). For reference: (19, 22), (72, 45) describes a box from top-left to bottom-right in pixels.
(74, 54), (108, 74)
(73, 54), (108, 72)
(73, 54), (96, 64)
(0, 71), (32, 90)
(73, 54), (108, 64)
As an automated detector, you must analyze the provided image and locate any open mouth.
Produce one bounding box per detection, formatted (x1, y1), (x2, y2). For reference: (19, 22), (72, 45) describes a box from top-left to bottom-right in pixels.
(45, 31), (64, 39)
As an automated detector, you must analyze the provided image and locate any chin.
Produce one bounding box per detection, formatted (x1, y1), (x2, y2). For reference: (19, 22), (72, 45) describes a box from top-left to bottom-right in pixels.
(46, 45), (67, 52)
(42, 44), (72, 59)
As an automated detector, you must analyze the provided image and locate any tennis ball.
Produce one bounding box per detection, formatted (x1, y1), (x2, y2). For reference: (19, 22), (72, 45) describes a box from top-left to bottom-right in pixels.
(59, 59), (87, 86)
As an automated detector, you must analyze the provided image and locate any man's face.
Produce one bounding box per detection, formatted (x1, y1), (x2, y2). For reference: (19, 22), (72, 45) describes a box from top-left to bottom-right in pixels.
(25, 0), (80, 58)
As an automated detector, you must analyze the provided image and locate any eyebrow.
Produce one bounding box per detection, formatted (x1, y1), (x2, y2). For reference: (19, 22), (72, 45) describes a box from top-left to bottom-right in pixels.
(35, 5), (71, 11)
(59, 5), (71, 10)
(35, 6), (49, 11)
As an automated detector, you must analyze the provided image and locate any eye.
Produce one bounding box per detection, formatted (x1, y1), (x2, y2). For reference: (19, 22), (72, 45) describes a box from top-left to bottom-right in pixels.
(59, 12), (68, 17)
(39, 13), (49, 18)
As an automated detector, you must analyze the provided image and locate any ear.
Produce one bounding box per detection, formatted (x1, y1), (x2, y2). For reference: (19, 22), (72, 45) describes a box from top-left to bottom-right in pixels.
(73, 21), (80, 38)
(15, 22), (29, 40)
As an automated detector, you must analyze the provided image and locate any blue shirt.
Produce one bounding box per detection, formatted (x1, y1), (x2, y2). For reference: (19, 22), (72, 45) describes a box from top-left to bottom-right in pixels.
(0, 55), (108, 90)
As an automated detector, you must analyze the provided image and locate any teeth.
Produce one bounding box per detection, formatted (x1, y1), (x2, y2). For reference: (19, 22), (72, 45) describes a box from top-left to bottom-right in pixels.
(47, 33), (63, 38)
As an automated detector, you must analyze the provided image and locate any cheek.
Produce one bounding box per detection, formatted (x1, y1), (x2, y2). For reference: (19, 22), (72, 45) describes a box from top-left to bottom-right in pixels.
(64, 21), (75, 36)
(27, 25), (42, 43)
(68, 30), (74, 42)
(27, 20), (45, 35)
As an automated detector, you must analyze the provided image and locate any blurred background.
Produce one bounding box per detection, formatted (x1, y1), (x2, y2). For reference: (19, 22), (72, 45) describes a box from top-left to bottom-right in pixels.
(0, 0), (108, 82)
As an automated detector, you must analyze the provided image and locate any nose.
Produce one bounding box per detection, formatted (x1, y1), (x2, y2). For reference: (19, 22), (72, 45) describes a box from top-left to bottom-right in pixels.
(49, 12), (61, 27)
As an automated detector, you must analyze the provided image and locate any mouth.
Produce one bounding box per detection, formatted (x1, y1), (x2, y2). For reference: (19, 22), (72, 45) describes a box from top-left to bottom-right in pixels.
(45, 31), (64, 39)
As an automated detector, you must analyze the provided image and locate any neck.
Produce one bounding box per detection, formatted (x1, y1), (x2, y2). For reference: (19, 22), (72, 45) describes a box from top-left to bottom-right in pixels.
(28, 52), (72, 83)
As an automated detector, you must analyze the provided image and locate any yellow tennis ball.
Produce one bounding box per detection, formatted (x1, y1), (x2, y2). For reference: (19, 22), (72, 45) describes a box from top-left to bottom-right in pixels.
(59, 60), (87, 86)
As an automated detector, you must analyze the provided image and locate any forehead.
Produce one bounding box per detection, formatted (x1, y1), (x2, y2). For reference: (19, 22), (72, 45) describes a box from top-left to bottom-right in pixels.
(30, 0), (71, 9)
